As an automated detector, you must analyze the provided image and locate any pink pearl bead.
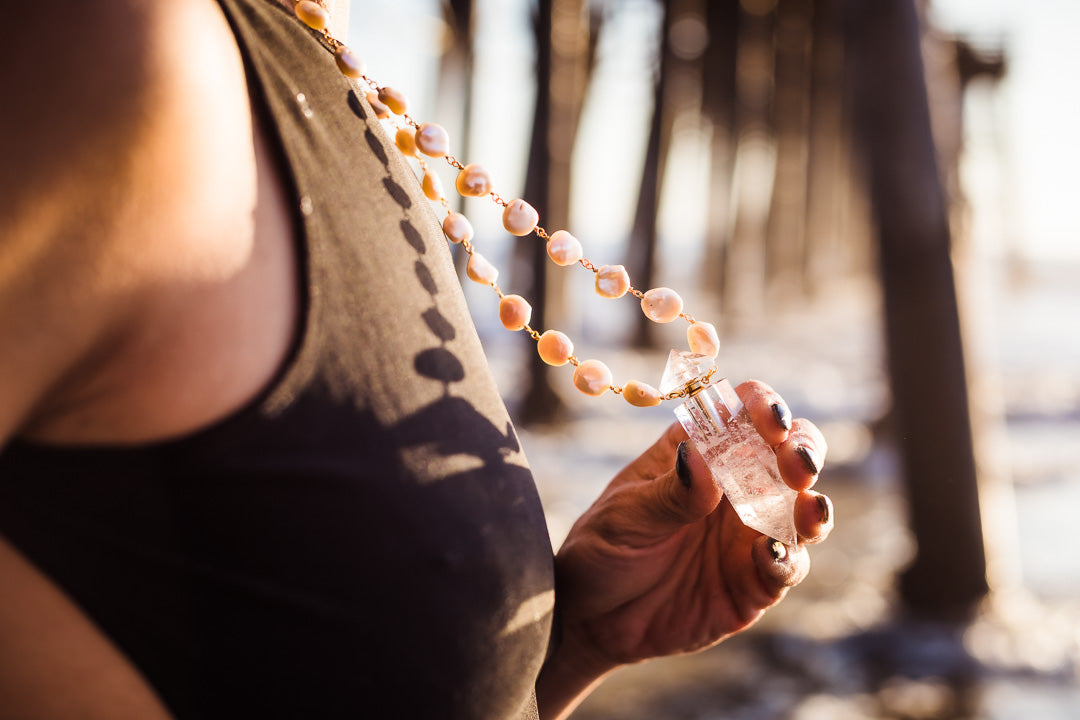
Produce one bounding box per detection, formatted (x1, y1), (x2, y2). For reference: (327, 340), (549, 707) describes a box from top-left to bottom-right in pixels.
(640, 287), (684, 323)
(295, 0), (330, 30)
(455, 164), (493, 197)
(442, 213), (474, 244)
(502, 199), (539, 236)
(466, 252), (498, 285)
(422, 167), (444, 201)
(334, 46), (365, 79)
(377, 86), (407, 115)
(395, 127), (419, 157)
(687, 321), (720, 357)
(537, 330), (573, 366)
(623, 380), (662, 407)
(414, 123), (450, 158)
(573, 359), (612, 396)
(595, 265), (630, 299)
(546, 230), (583, 266)
(499, 295), (532, 331)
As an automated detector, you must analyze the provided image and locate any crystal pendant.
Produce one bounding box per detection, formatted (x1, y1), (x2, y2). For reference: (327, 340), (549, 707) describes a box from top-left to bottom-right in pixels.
(662, 350), (799, 546)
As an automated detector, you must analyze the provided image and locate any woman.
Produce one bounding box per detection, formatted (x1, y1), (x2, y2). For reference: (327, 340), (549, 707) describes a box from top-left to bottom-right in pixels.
(0, 1), (832, 717)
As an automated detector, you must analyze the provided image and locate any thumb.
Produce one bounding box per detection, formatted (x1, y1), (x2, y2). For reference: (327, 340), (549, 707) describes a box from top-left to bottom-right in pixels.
(626, 440), (722, 543)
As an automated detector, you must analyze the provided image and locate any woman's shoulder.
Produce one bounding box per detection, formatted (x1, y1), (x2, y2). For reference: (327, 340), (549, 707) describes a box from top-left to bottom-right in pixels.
(0, 0), (287, 446)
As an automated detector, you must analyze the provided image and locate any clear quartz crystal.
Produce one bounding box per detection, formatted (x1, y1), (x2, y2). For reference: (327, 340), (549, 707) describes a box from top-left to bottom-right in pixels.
(661, 350), (799, 546)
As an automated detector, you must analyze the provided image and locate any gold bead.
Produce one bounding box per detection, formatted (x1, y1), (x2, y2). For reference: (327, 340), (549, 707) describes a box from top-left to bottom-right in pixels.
(365, 90), (390, 119)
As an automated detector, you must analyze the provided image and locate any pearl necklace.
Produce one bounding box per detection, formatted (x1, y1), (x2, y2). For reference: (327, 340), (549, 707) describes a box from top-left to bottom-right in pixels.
(291, 0), (722, 407)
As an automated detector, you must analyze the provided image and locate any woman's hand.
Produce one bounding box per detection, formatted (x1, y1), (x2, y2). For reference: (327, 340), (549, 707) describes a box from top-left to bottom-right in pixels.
(536, 381), (832, 719)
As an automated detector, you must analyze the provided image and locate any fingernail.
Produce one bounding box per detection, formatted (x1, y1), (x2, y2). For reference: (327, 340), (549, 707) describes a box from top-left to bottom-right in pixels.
(771, 402), (792, 431)
(796, 445), (820, 475)
(768, 539), (788, 561)
(816, 494), (832, 525)
(675, 441), (692, 489)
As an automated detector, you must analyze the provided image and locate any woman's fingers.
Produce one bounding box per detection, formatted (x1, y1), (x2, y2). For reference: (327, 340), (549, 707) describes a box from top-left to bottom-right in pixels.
(793, 490), (834, 544)
(775, 418), (828, 492)
(751, 535), (811, 593)
(598, 429), (722, 547)
(636, 440), (722, 536)
(735, 380), (828, 494)
(606, 388), (832, 547)
(735, 380), (791, 447)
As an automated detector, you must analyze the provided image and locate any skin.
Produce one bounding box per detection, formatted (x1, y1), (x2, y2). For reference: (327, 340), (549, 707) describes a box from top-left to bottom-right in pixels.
(0, 1), (831, 717)
(0, 1), (295, 715)
(536, 383), (831, 719)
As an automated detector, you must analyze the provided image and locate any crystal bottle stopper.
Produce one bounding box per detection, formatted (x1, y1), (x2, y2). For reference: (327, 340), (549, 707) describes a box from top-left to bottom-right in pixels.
(660, 350), (799, 546)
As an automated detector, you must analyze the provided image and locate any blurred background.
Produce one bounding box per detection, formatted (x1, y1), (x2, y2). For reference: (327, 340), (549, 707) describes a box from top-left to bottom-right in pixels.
(352, 0), (1080, 717)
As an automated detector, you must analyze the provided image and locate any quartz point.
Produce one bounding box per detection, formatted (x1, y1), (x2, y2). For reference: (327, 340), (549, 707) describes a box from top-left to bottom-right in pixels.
(661, 350), (799, 546)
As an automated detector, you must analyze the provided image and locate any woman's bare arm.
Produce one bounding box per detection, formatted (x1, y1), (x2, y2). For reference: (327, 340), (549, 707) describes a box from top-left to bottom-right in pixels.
(0, 0), (161, 444)
(0, 3), (188, 716)
(0, 538), (173, 719)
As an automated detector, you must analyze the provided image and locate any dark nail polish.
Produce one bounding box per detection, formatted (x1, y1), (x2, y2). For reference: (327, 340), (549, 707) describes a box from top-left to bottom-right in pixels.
(768, 539), (788, 561)
(816, 494), (832, 525)
(675, 441), (692, 489)
(796, 445), (820, 475)
(771, 402), (792, 431)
